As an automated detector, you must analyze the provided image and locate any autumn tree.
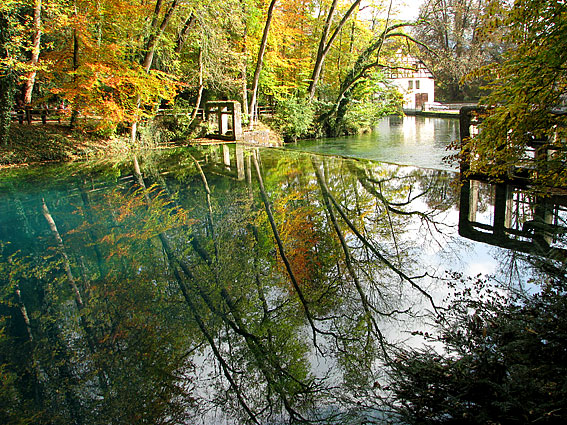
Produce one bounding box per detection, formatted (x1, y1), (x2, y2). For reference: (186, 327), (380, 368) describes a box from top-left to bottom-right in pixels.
(22, 0), (42, 119)
(414, 0), (509, 101)
(34, 0), (183, 135)
(461, 0), (567, 187)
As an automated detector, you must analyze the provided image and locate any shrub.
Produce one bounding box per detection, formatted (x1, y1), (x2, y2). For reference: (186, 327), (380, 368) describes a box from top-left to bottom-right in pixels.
(272, 95), (315, 142)
(387, 274), (567, 424)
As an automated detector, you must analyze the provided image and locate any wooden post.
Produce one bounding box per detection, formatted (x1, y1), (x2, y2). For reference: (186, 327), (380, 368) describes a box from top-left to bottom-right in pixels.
(459, 106), (478, 175)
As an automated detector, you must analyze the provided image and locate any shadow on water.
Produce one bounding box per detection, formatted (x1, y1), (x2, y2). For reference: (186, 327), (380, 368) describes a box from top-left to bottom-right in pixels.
(0, 145), (565, 424)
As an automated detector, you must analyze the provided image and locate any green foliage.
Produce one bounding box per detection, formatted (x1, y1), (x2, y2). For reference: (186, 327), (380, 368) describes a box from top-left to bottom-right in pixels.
(0, 69), (15, 146)
(138, 99), (211, 145)
(388, 273), (567, 424)
(0, 10), (16, 145)
(342, 73), (403, 134)
(272, 94), (315, 142)
(464, 0), (567, 187)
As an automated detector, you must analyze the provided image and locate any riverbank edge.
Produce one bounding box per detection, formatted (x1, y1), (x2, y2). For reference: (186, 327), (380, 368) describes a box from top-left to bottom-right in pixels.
(0, 124), (127, 169)
(404, 109), (461, 118)
(1, 122), (288, 169)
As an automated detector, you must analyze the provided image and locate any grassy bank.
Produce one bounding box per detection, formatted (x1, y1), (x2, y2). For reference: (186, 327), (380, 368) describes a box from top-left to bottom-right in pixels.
(0, 124), (132, 168)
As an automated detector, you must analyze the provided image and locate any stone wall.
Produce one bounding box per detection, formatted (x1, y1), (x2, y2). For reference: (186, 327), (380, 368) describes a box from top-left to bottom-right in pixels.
(241, 129), (283, 147)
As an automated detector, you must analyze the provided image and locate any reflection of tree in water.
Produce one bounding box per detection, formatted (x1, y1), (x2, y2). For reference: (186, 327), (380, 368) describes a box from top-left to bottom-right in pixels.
(2, 147), (557, 423)
(1, 181), (199, 423)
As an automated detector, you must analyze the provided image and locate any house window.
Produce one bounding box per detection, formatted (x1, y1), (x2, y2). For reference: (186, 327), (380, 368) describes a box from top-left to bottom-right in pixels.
(408, 80), (413, 90)
(416, 80), (420, 89)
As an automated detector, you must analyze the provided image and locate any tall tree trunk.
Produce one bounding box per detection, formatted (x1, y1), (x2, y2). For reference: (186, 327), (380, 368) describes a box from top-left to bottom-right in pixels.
(23, 0), (42, 122)
(241, 3), (249, 118)
(69, 10), (80, 129)
(248, 0), (277, 130)
(308, 0), (362, 100)
(175, 13), (196, 53)
(142, 0), (178, 73)
(131, 0), (179, 143)
(191, 47), (204, 121)
(308, 0), (338, 100)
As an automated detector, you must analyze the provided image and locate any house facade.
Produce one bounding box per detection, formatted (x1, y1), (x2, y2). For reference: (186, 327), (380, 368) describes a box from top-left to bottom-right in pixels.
(387, 54), (435, 111)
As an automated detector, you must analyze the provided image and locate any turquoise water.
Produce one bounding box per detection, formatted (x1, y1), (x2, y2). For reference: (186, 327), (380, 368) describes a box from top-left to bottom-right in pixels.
(285, 115), (460, 171)
(0, 146), (562, 424)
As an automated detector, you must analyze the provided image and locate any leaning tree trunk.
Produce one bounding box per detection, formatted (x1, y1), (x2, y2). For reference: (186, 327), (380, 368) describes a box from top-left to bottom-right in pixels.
(308, 0), (362, 100)
(248, 0), (277, 130)
(320, 19), (413, 136)
(308, 0), (338, 100)
(174, 12), (195, 53)
(130, 0), (179, 143)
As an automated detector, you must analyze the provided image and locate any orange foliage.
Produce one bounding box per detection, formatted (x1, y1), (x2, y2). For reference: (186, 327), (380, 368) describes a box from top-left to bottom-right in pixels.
(273, 190), (322, 289)
(43, 0), (179, 131)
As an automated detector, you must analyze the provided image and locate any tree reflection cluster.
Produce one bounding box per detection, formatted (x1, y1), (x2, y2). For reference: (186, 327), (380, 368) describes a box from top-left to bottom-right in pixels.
(1, 146), (565, 424)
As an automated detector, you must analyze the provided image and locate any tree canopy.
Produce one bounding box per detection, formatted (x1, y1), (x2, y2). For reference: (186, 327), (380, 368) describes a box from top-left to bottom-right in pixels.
(414, 0), (509, 101)
(0, 0), (429, 140)
(460, 0), (567, 187)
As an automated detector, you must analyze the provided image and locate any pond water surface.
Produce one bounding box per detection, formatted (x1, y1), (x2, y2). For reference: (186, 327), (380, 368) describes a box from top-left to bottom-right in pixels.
(286, 115), (460, 171)
(0, 141), (565, 424)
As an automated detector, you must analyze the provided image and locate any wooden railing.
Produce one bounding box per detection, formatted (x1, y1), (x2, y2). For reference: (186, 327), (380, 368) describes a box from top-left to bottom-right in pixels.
(156, 108), (205, 120)
(11, 103), (275, 125)
(11, 108), (67, 125)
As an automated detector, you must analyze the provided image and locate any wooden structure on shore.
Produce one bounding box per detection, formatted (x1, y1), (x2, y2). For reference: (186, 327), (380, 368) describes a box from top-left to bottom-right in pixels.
(458, 106), (567, 259)
(459, 106), (567, 184)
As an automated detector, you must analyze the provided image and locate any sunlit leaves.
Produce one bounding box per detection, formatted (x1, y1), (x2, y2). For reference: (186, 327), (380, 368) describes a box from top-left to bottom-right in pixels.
(463, 0), (567, 188)
(42, 0), (181, 131)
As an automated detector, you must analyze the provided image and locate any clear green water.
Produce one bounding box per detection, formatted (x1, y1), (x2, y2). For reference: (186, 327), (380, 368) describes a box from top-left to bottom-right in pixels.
(0, 146), (562, 424)
(286, 115), (460, 171)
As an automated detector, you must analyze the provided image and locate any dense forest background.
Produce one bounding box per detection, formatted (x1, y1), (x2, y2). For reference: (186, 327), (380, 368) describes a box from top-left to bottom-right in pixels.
(1, 0), (564, 145)
(0, 0), (535, 144)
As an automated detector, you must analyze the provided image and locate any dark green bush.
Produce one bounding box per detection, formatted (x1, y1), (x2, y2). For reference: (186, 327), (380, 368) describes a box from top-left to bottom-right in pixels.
(388, 274), (567, 424)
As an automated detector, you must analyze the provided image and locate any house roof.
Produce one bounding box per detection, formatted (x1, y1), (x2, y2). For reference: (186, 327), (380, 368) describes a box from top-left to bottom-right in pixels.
(386, 52), (434, 79)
